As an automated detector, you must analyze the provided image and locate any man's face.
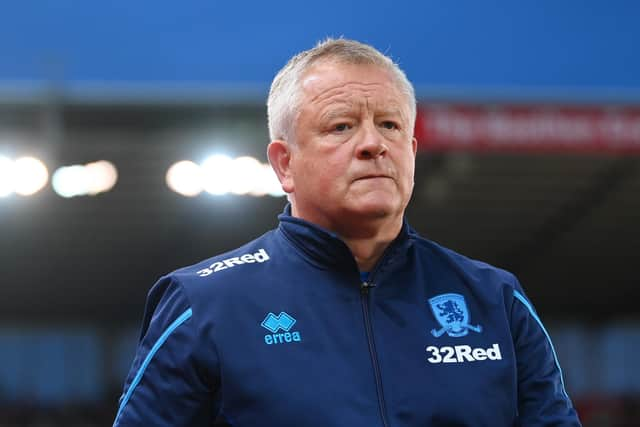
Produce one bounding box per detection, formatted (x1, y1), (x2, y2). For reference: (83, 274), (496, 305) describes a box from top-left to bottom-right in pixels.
(280, 61), (417, 234)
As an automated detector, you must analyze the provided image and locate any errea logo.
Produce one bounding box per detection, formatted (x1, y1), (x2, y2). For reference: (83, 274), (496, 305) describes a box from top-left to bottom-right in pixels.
(197, 249), (270, 277)
(261, 312), (302, 345)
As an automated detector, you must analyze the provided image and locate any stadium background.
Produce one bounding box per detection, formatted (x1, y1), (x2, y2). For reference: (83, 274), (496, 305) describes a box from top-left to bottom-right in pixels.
(1, 1), (639, 425)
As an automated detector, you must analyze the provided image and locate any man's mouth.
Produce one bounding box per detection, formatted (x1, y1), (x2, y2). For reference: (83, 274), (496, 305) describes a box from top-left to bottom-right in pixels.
(355, 174), (391, 181)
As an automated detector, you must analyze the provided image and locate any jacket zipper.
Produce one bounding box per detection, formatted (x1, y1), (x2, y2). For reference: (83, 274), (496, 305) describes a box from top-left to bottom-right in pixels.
(360, 281), (391, 427)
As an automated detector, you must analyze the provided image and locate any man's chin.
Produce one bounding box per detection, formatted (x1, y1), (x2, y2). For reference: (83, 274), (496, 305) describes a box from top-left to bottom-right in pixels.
(344, 199), (398, 220)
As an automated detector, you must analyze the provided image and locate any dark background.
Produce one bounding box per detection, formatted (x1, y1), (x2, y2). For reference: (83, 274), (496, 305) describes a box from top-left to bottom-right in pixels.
(1, 2), (639, 425)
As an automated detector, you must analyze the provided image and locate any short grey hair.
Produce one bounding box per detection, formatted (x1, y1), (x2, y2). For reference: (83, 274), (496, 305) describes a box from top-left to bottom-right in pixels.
(267, 38), (416, 143)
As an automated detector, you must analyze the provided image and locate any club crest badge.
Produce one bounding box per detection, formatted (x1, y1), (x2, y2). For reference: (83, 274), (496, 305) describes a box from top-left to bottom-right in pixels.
(429, 293), (482, 338)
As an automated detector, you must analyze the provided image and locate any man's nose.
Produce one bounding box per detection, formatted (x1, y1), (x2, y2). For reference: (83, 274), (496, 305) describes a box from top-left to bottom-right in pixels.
(356, 124), (387, 160)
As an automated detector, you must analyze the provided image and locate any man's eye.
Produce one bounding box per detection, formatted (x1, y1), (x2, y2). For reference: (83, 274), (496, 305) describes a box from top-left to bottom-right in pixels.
(381, 121), (399, 130)
(334, 123), (351, 132)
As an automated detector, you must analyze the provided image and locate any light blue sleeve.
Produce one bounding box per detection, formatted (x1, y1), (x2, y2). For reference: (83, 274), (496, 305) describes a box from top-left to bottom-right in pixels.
(510, 281), (582, 427)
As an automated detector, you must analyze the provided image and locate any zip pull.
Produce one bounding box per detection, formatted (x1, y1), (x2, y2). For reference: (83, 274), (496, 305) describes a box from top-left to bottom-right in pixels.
(360, 281), (375, 294)
(359, 271), (374, 293)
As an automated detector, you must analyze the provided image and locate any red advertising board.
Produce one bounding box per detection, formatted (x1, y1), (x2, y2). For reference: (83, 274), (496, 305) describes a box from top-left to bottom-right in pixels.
(415, 105), (640, 154)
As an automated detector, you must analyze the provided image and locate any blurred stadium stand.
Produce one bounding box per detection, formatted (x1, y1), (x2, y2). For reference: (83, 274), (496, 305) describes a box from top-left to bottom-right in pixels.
(1, 1), (640, 425)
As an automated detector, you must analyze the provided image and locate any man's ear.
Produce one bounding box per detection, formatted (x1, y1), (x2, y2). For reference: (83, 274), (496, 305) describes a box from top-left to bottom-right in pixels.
(411, 137), (418, 157)
(267, 140), (294, 194)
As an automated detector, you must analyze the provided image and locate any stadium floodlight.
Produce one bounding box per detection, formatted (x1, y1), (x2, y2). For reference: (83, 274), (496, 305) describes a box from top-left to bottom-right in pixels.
(248, 164), (285, 197)
(265, 166), (286, 197)
(12, 156), (49, 196)
(247, 164), (271, 197)
(51, 160), (118, 198)
(166, 160), (203, 197)
(167, 155), (286, 198)
(166, 160), (202, 197)
(85, 161), (118, 195)
(0, 156), (13, 197)
(52, 165), (89, 198)
(201, 154), (234, 196)
(229, 156), (263, 195)
(53, 161), (119, 198)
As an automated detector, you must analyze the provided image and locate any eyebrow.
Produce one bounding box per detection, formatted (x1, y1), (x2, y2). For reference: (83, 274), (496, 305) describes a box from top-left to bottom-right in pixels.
(376, 104), (410, 124)
(319, 106), (358, 122)
(378, 107), (404, 117)
(318, 103), (407, 123)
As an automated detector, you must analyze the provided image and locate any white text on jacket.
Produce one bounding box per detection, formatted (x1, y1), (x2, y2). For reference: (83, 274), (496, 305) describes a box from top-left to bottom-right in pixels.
(197, 249), (270, 277)
(426, 343), (502, 364)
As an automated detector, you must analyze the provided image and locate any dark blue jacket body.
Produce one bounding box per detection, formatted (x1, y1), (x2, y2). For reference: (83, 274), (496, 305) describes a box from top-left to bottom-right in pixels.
(114, 208), (581, 426)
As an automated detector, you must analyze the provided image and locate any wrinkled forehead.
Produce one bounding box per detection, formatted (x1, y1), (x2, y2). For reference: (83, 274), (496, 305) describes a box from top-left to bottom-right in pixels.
(299, 61), (407, 108)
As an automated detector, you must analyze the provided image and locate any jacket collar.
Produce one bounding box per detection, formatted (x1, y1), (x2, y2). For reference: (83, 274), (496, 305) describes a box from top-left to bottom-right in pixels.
(277, 204), (414, 276)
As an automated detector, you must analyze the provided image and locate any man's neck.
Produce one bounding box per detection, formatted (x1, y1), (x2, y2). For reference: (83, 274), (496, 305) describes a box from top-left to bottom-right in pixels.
(290, 204), (404, 272)
(338, 216), (403, 272)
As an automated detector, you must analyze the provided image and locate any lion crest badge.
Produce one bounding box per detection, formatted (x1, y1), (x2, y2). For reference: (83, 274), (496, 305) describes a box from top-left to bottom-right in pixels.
(429, 293), (482, 338)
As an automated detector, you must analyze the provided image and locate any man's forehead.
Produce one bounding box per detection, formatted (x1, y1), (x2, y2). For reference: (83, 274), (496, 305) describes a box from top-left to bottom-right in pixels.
(300, 62), (397, 96)
(300, 62), (405, 109)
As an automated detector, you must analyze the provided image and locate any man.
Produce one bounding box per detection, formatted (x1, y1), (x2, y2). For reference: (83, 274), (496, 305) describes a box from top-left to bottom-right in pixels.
(113, 38), (582, 426)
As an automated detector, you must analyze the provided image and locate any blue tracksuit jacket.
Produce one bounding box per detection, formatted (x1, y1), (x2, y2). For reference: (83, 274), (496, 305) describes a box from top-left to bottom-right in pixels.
(114, 207), (582, 426)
